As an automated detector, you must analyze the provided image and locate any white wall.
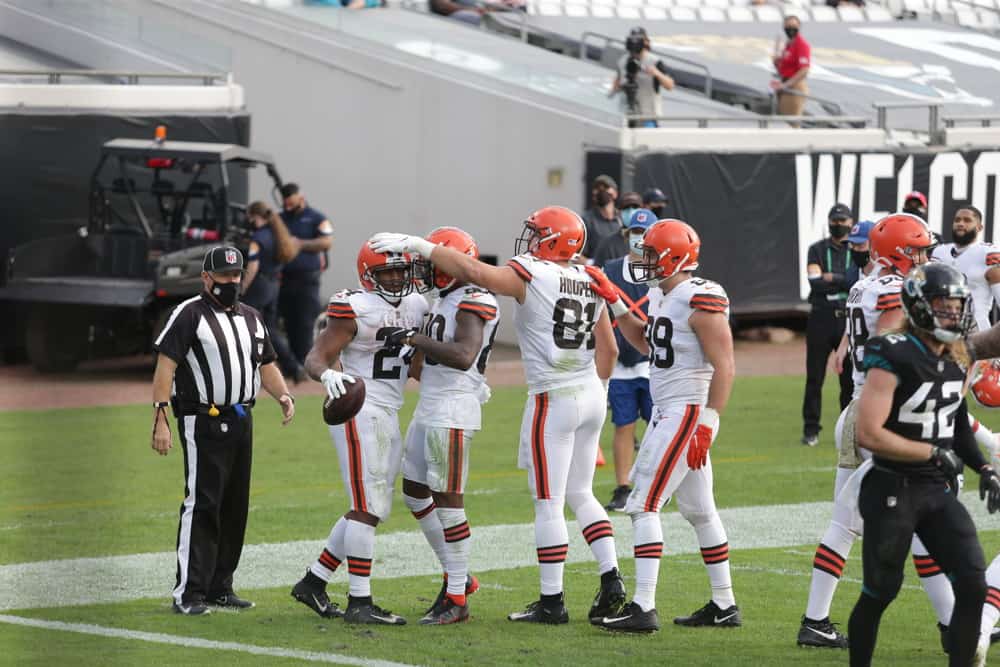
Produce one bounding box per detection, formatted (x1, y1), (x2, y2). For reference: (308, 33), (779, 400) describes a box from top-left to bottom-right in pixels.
(4, 0), (622, 343)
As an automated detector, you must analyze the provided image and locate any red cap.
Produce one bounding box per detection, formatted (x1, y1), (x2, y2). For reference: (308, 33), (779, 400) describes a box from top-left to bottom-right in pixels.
(904, 191), (927, 208)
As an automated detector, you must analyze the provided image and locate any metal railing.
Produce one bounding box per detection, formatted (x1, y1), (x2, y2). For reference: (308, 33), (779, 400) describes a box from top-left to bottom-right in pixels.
(943, 115), (1000, 128)
(871, 100), (944, 134)
(578, 31), (713, 100)
(0, 69), (229, 86)
(625, 114), (870, 129)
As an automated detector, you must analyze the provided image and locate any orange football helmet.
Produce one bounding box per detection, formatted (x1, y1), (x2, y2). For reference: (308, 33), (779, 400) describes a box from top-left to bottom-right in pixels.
(514, 206), (586, 262)
(357, 239), (413, 299)
(416, 227), (479, 293)
(972, 361), (1000, 409)
(870, 213), (933, 275)
(628, 219), (701, 284)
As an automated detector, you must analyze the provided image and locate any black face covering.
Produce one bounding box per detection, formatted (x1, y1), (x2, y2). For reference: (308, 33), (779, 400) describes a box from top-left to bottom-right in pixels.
(903, 205), (927, 220)
(784, 27), (799, 39)
(829, 223), (850, 239)
(851, 250), (870, 267)
(209, 280), (240, 309)
(594, 190), (614, 207)
(953, 228), (978, 246)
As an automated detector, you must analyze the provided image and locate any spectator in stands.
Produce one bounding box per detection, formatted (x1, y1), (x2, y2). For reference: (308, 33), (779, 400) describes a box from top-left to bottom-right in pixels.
(611, 27), (675, 128)
(581, 174), (621, 260)
(902, 191), (928, 220)
(278, 183), (333, 369)
(592, 191), (643, 267)
(771, 15), (811, 127)
(429, 0), (525, 26)
(800, 203), (855, 447)
(310, 0), (386, 7)
(642, 187), (669, 220)
(601, 209), (655, 512)
(242, 202), (306, 383)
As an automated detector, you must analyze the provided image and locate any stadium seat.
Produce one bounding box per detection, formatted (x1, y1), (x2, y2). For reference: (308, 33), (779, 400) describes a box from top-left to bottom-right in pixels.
(865, 5), (895, 20)
(670, 6), (698, 20)
(645, 0), (673, 7)
(956, 7), (980, 23)
(699, 7), (727, 21)
(617, 6), (641, 18)
(838, 5), (866, 20)
(727, 6), (754, 20)
(643, 6), (670, 19)
(754, 5), (783, 21)
(809, 5), (839, 21)
(565, 4), (588, 16)
(592, 4), (615, 17)
(674, 0), (701, 8)
(537, 3), (563, 16)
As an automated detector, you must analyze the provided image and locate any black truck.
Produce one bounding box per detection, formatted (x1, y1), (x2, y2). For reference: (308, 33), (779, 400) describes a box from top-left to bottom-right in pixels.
(0, 132), (284, 372)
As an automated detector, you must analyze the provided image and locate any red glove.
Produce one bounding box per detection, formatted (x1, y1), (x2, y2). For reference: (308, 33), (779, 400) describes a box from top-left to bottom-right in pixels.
(584, 265), (619, 303)
(687, 408), (720, 470)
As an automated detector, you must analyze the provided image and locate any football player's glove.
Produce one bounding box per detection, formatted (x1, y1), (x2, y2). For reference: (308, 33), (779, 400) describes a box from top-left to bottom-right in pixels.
(583, 265), (627, 318)
(369, 232), (435, 259)
(979, 465), (1000, 514)
(687, 407), (719, 470)
(382, 327), (419, 354)
(320, 368), (357, 400)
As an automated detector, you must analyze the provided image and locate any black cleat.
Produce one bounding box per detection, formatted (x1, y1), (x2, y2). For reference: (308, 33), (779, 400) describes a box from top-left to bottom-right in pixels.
(507, 596), (569, 625)
(344, 596), (406, 626)
(801, 434), (819, 447)
(209, 592), (255, 609)
(673, 600), (742, 627)
(939, 622), (950, 654)
(589, 568), (627, 624)
(425, 573), (480, 615)
(419, 597), (470, 625)
(291, 575), (344, 619)
(991, 626), (1000, 645)
(598, 601), (660, 633)
(604, 485), (631, 512)
(797, 616), (848, 648)
(172, 599), (211, 616)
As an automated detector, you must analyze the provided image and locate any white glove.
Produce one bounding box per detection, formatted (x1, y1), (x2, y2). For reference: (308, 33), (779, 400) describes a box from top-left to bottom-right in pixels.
(477, 383), (492, 405)
(320, 368), (356, 400)
(369, 232), (435, 258)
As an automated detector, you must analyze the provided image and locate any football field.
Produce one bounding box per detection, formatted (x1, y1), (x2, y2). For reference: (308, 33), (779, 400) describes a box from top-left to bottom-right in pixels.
(2, 376), (1000, 666)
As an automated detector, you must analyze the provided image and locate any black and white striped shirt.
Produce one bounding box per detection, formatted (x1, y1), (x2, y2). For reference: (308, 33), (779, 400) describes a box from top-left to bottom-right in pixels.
(154, 294), (276, 407)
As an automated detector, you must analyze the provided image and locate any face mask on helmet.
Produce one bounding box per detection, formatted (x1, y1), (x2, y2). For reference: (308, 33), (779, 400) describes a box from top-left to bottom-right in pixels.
(627, 229), (646, 257)
(628, 245), (669, 286)
(368, 260), (414, 299)
(902, 266), (974, 343)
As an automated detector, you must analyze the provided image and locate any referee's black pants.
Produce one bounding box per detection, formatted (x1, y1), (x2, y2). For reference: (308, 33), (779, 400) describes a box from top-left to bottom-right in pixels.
(801, 307), (851, 438)
(173, 410), (253, 605)
(848, 468), (986, 666)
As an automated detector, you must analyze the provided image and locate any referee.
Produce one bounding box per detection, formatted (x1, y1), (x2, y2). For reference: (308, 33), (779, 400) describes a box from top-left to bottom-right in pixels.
(152, 246), (296, 616)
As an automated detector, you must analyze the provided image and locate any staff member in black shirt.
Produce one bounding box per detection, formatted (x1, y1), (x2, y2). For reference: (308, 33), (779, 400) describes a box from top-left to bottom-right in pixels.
(801, 203), (855, 446)
(278, 183), (334, 367)
(152, 246), (296, 616)
(849, 263), (1000, 666)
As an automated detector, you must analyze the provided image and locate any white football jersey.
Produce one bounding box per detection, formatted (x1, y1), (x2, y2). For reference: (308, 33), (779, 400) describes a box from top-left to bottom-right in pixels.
(845, 267), (901, 398)
(645, 277), (729, 407)
(326, 289), (428, 410)
(932, 242), (1000, 332)
(412, 284), (500, 430)
(508, 254), (605, 394)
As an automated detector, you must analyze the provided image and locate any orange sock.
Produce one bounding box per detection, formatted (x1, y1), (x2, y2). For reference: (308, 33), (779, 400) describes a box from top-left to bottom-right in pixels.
(446, 593), (466, 607)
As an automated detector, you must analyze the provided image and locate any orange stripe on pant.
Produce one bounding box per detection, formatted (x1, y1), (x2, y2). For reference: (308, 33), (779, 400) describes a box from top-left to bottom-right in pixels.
(345, 418), (367, 513)
(449, 428), (463, 493)
(532, 394), (550, 499)
(644, 405), (700, 512)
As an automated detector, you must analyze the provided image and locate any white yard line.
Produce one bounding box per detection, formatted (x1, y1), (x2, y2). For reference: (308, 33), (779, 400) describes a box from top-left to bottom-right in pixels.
(0, 614), (420, 667)
(1, 493), (995, 612)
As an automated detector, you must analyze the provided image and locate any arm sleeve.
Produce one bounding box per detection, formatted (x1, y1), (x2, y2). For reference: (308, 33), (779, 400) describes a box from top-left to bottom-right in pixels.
(953, 399), (988, 470)
(862, 339), (896, 375)
(327, 291), (357, 319)
(260, 322), (277, 366)
(690, 290), (729, 313)
(153, 304), (197, 363)
(458, 290), (499, 321)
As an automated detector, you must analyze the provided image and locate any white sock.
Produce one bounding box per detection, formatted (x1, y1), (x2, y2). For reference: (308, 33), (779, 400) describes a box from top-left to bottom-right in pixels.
(534, 498), (569, 596)
(572, 494), (618, 575)
(689, 511), (735, 608)
(971, 417), (1000, 456)
(805, 521), (855, 621)
(309, 517), (347, 582)
(345, 519), (375, 599)
(404, 493), (448, 571)
(912, 537), (954, 626)
(632, 512), (663, 613)
(982, 555), (1000, 636)
(438, 507), (471, 600)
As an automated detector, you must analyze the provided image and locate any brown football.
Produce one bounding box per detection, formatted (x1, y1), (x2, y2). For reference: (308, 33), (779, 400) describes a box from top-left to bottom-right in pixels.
(322, 377), (366, 426)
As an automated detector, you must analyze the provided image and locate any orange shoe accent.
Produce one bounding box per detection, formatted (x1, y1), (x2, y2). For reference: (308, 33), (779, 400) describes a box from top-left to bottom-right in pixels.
(446, 593), (466, 607)
(596, 447), (606, 467)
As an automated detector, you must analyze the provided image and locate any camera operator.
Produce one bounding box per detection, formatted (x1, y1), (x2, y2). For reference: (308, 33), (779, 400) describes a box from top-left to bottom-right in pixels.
(610, 27), (674, 128)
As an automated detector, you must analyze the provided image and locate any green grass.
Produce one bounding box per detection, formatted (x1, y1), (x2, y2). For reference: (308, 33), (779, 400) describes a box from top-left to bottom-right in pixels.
(2, 376), (999, 665)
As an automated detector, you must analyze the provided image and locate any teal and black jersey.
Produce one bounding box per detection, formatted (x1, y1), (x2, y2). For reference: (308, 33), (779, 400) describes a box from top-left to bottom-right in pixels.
(861, 332), (968, 478)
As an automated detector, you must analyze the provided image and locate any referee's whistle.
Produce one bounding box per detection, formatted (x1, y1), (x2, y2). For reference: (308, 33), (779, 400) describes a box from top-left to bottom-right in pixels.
(208, 404), (220, 417)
